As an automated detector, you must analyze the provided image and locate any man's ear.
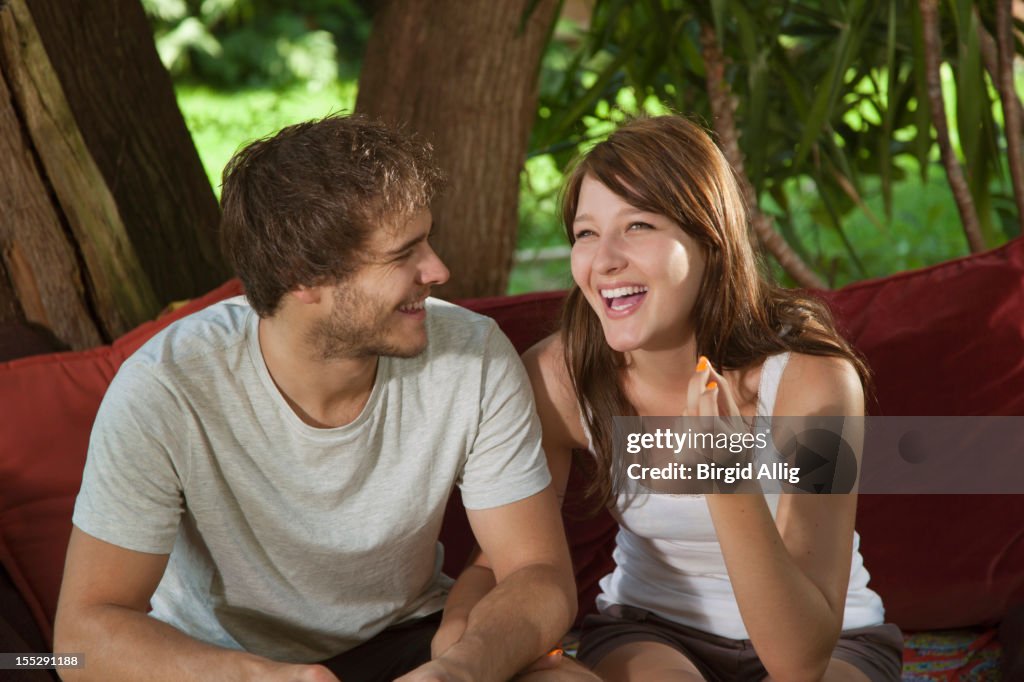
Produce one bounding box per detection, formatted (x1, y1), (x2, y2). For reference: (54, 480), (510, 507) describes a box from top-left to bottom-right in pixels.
(291, 285), (324, 305)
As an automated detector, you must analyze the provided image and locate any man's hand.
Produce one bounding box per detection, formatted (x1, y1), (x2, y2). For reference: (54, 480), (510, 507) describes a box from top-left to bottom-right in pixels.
(393, 657), (473, 682)
(264, 662), (340, 682)
(430, 615), (467, 658)
(431, 560), (493, 658)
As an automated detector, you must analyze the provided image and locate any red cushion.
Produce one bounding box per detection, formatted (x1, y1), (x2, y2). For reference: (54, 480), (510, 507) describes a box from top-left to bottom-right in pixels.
(4, 234), (1023, 644)
(823, 237), (1024, 629)
(454, 291), (565, 355)
(822, 237), (1024, 417)
(856, 494), (1024, 629)
(0, 280), (243, 643)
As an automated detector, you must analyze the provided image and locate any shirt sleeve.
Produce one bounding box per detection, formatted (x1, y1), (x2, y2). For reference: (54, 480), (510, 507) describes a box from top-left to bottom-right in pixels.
(72, 361), (187, 554)
(457, 323), (552, 510)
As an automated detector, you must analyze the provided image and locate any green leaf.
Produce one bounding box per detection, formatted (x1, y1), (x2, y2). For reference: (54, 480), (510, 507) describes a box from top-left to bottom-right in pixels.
(745, 51), (771, 192)
(542, 32), (644, 148)
(792, 2), (872, 171)
(810, 169), (867, 276)
(880, 0), (898, 220)
(710, 0), (728, 49)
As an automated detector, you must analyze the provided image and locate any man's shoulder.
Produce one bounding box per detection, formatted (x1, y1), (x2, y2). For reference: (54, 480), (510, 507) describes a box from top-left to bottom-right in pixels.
(423, 298), (502, 348)
(125, 296), (253, 373)
(424, 297), (493, 324)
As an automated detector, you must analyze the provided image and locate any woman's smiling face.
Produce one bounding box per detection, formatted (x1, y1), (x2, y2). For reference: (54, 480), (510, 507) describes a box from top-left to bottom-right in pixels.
(570, 174), (706, 354)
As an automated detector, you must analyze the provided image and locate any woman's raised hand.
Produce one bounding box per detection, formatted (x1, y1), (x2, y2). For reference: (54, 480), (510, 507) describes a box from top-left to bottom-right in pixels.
(685, 356), (741, 419)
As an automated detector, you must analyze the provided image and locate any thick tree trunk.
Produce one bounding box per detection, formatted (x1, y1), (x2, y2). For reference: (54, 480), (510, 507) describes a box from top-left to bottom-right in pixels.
(356, 0), (559, 299)
(0, 59), (103, 348)
(0, 0), (228, 349)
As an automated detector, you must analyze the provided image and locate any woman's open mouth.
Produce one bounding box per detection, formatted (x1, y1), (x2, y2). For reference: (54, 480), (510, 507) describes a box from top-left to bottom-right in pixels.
(600, 285), (648, 316)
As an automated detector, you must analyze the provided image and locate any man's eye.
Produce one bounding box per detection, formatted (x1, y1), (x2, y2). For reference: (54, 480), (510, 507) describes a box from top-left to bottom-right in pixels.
(628, 222), (653, 231)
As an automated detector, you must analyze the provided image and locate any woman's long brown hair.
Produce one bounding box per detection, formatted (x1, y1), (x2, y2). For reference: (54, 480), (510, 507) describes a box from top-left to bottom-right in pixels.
(560, 115), (870, 510)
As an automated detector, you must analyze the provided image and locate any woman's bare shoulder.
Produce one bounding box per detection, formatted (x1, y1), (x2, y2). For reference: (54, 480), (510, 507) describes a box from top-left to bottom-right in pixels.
(522, 332), (588, 447)
(522, 330), (563, 367)
(774, 352), (864, 417)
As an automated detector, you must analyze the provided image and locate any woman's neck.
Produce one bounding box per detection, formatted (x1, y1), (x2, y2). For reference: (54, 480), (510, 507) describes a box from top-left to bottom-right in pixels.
(622, 340), (761, 416)
(622, 341), (700, 401)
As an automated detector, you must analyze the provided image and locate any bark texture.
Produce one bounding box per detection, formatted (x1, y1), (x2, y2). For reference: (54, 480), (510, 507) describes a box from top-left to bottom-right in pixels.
(994, 0), (1024, 234)
(356, 0), (559, 298)
(0, 0), (228, 348)
(699, 23), (828, 290)
(918, 0), (986, 253)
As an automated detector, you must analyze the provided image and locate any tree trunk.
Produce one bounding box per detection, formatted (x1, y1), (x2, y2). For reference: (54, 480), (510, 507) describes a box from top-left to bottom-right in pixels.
(994, 0), (1024, 234)
(0, 0), (228, 348)
(0, 59), (103, 348)
(356, 0), (559, 299)
(699, 23), (827, 290)
(918, 0), (986, 253)
(976, 10), (1024, 143)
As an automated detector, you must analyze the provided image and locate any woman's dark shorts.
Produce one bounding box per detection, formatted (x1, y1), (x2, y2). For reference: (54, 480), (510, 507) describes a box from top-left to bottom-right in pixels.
(577, 604), (903, 682)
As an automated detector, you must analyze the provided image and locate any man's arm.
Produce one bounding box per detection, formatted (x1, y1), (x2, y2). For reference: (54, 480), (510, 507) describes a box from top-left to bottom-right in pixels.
(402, 485), (577, 682)
(54, 528), (337, 682)
(430, 549), (495, 658)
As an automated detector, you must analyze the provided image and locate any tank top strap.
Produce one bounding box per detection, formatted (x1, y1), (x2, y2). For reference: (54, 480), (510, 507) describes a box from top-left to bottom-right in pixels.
(580, 352), (792, 448)
(579, 406), (595, 453)
(755, 352), (791, 418)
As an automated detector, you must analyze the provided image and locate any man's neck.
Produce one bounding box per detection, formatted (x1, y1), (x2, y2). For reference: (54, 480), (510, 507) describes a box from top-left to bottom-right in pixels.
(257, 315), (378, 429)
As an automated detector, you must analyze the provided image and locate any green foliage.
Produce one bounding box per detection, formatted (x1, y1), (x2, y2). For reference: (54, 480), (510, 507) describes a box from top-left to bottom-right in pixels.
(521, 0), (1023, 290)
(140, 0), (370, 88)
(177, 81), (358, 193)
(158, 0), (1022, 293)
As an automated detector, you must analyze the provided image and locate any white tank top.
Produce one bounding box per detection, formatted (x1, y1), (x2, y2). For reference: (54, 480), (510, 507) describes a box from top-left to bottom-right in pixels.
(585, 353), (885, 639)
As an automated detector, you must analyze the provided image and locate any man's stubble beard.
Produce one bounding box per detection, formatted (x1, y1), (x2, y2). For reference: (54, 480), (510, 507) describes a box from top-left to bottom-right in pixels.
(307, 284), (427, 361)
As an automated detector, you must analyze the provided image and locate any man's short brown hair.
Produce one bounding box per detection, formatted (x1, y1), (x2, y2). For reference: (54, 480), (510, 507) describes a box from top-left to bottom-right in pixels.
(219, 115), (444, 317)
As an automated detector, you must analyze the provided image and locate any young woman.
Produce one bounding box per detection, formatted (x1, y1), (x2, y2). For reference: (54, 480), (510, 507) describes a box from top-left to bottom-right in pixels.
(521, 115), (901, 682)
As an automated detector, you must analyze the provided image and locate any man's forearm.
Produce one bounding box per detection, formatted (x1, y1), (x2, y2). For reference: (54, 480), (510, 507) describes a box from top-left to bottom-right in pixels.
(56, 604), (321, 682)
(434, 564), (496, 655)
(439, 562), (576, 682)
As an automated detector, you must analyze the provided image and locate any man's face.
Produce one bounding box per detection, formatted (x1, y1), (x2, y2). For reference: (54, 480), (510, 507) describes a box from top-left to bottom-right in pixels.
(309, 208), (449, 359)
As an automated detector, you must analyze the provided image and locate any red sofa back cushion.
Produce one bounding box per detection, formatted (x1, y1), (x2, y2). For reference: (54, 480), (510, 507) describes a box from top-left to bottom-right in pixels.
(1, 237), (1022, 644)
(823, 238), (1024, 629)
(0, 280), (244, 644)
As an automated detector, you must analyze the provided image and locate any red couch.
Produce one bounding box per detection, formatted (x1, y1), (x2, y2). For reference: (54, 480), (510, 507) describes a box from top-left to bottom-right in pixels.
(2, 238), (1023, 680)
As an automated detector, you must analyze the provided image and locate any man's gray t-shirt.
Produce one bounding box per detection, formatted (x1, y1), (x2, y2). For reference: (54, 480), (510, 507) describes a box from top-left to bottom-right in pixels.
(72, 296), (551, 662)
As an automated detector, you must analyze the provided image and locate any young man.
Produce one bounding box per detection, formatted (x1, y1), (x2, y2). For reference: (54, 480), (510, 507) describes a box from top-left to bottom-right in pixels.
(54, 116), (587, 682)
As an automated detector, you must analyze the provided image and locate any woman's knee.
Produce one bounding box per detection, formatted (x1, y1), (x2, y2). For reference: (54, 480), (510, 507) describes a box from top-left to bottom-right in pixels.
(591, 640), (706, 682)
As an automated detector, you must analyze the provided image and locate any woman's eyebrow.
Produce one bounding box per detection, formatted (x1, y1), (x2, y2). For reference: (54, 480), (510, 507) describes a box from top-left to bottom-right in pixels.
(574, 208), (651, 224)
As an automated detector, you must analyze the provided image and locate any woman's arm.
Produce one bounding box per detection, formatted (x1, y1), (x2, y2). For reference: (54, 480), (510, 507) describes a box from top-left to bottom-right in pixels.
(522, 333), (590, 502)
(694, 354), (864, 682)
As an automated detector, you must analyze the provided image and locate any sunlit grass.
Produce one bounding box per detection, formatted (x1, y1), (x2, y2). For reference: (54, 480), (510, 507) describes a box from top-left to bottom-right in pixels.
(177, 81), (358, 194)
(176, 81), (1013, 295)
